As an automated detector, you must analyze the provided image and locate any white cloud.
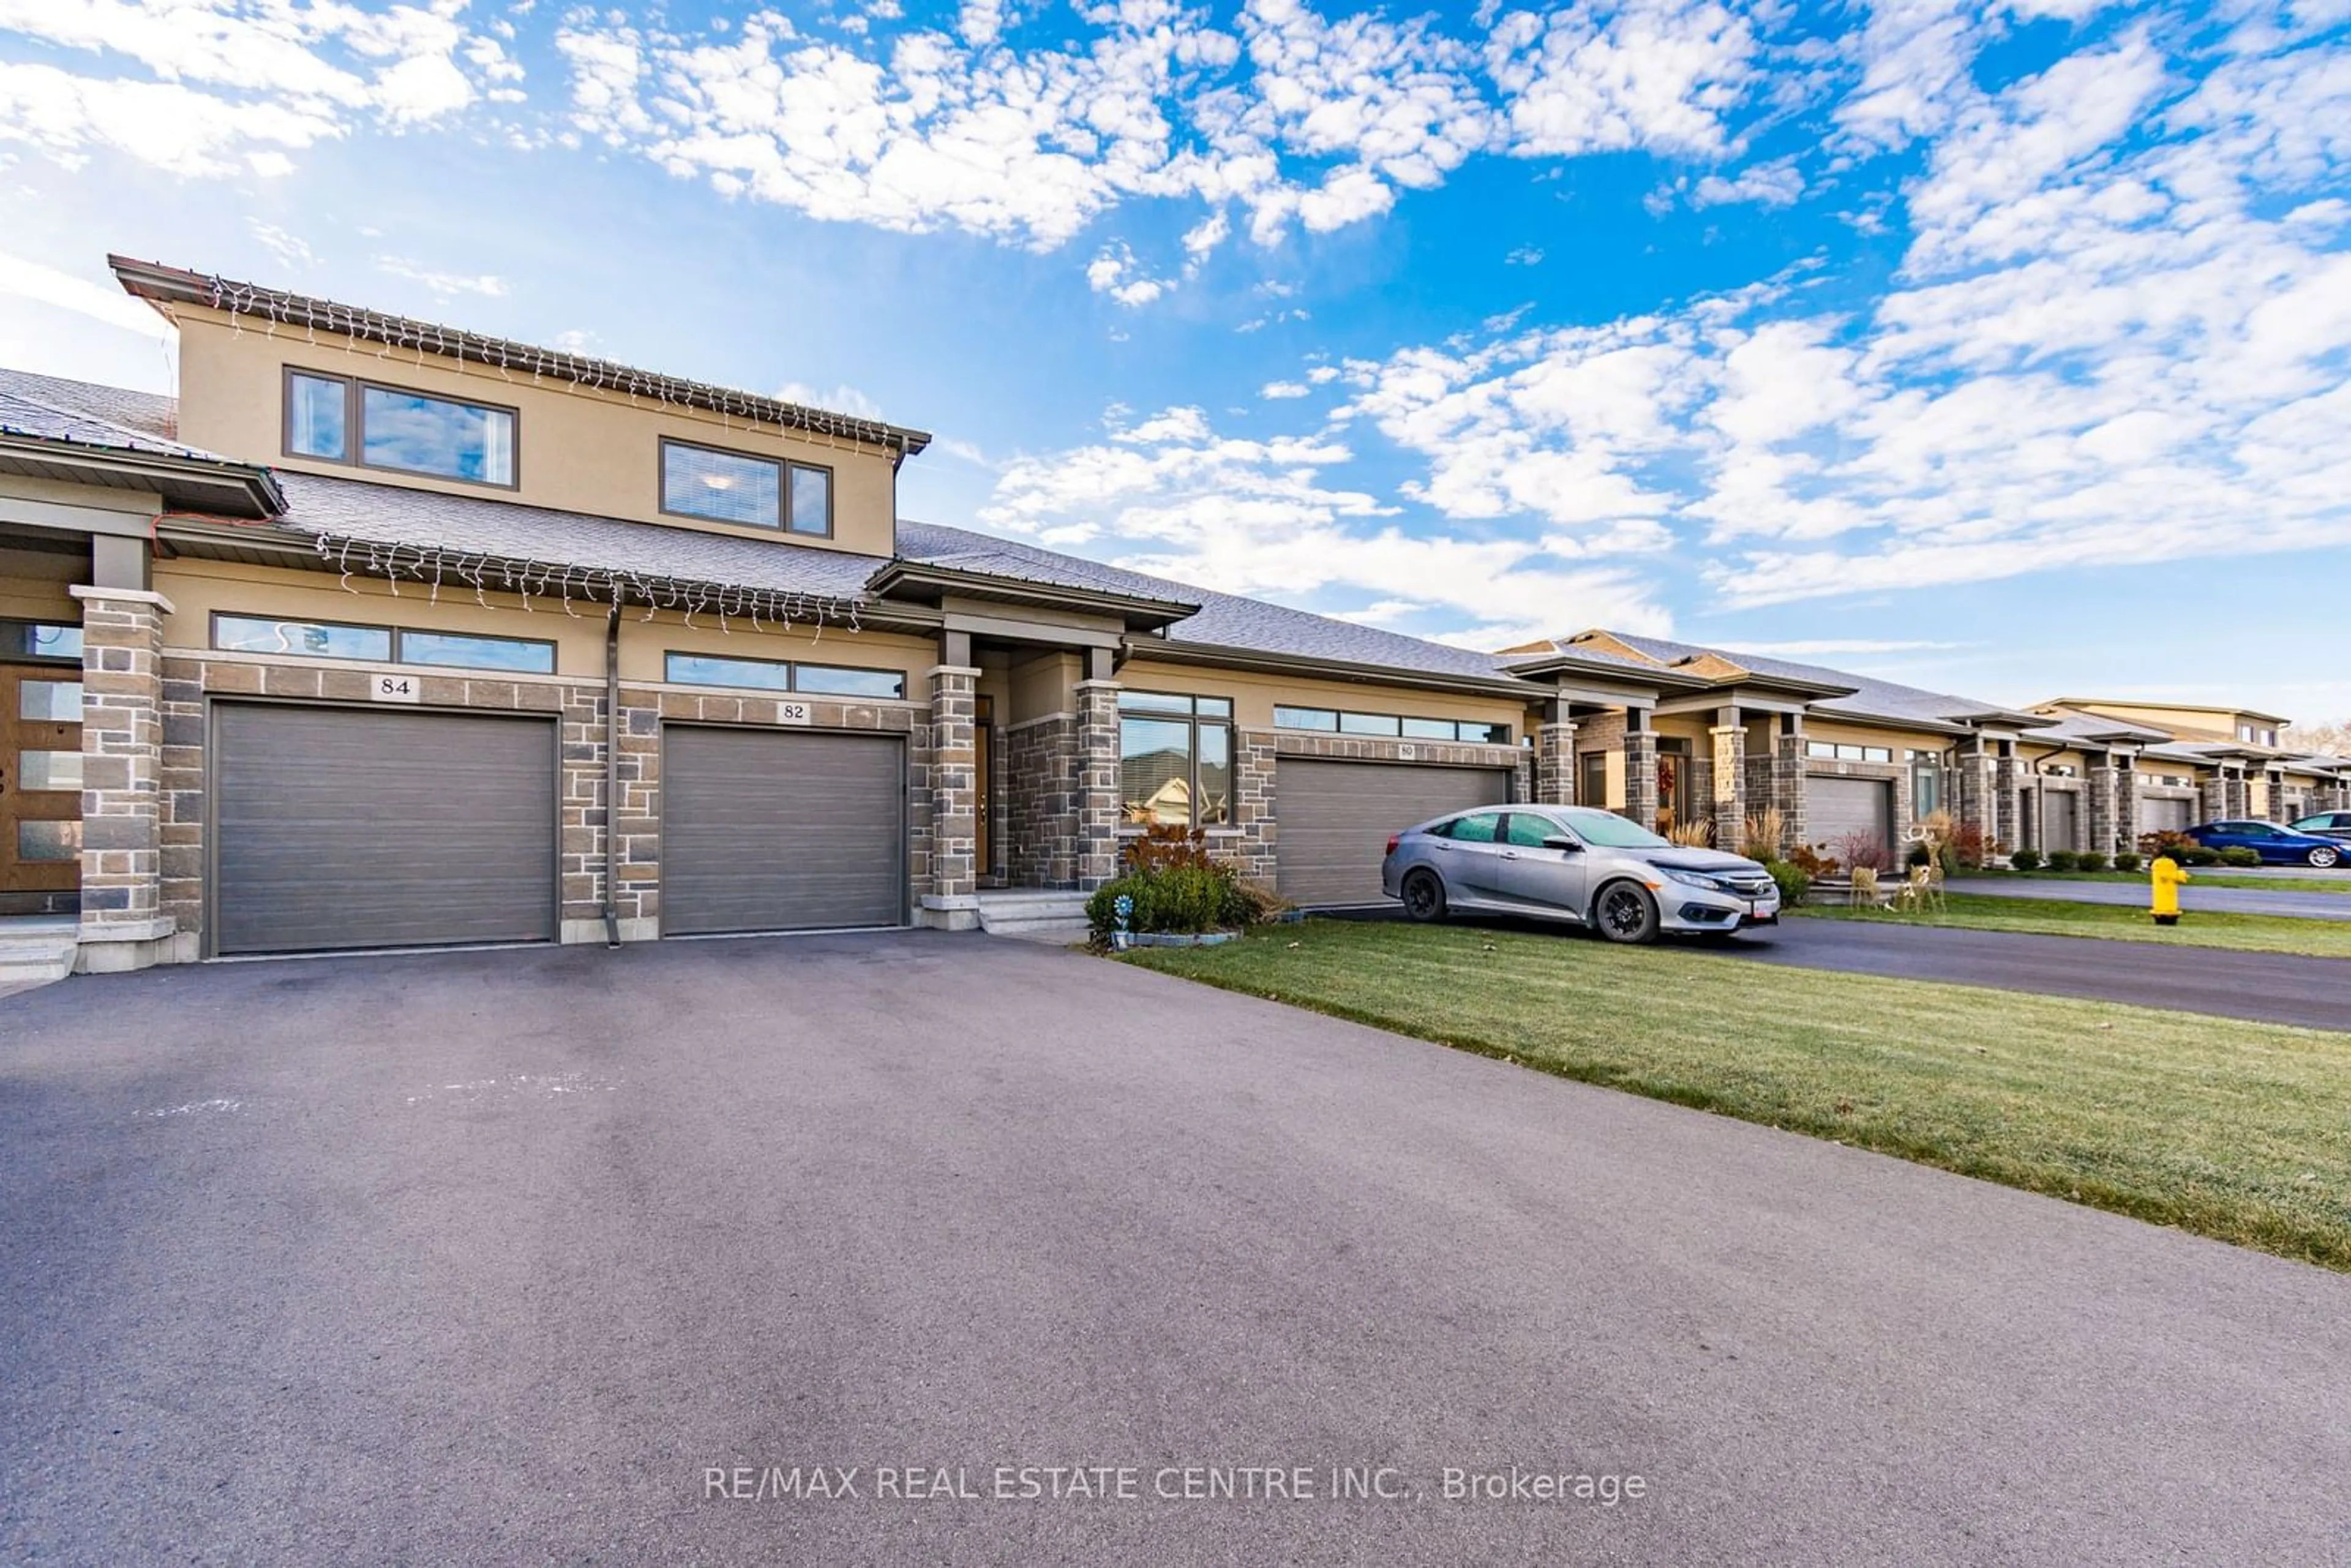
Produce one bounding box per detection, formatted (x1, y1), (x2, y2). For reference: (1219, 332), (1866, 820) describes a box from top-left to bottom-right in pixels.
(1086, 241), (1172, 306)
(1487, 0), (1760, 160)
(1259, 379), (1310, 398)
(373, 257), (508, 298)
(776, 380), (886, 420)
(0, 0), (506, 177)
(246, 220), (317, 269)
(0, 249), (172, 339)
(975, 401), (1670, 644)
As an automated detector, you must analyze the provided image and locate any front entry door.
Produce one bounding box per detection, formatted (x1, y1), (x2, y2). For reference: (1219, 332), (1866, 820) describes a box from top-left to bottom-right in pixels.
(1, 664), (84, 913)
(973, 695), (994, 880)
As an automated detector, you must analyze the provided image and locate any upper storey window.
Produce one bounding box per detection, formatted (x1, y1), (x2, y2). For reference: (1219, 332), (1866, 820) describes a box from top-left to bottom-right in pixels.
(661, 439), (833, 537)
(285, 370), (516, 487)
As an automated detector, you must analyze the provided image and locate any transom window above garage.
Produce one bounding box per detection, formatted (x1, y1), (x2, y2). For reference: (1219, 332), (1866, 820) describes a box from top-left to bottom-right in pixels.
(659, 440), (833, 536)
(0, 620), (82, 662)
(1273, 705), (1512, 745)
(285, 370), (517, 487)
(664, 651), (905, 699)
(1119, 691), (1233, 829)
(1806, 740), (1892, 763)
(212, 613), (555, 674)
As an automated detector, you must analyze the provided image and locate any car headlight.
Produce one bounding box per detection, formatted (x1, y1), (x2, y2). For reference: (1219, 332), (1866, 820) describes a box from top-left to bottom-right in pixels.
(1661, 868), (1730, 892)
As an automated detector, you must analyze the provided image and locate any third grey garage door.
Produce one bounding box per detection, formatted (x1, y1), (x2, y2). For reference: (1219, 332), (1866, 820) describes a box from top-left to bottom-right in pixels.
(2139, 794), (2194, 834)
(212, 703), (557, 955)
(1277, 759), (1510, 906)
(1805, 774), (1895, 858)
(662, 725), (905, 935)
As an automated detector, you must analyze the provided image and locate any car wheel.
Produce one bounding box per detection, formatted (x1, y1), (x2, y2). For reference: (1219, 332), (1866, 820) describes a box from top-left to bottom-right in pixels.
(1593, 880), (1660, 945)
(1401, 869), (1449, 923)
(2309, 846), (2341, 869)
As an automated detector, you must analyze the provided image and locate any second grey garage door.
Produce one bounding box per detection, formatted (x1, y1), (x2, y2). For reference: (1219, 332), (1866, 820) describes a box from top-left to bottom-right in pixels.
(2041, 788), (2081, 852)
(1805, 775), (1894, 857)
(212, 703), (558, 955)
(662, 726), (905, 935)
(2139, 795), (2193, 834)
(1277, 759), (1510, 906)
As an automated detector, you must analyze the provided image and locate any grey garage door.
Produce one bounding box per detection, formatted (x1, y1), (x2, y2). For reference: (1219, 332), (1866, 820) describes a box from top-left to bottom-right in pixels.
(1277, 759), (1510, 907)
(2041, 789), (2081, 852)
(1805, 775), (1895, 858)
(212, 703), (558, 955)
(662, 726), (905, 936)
(2139, 795), (2193, 834)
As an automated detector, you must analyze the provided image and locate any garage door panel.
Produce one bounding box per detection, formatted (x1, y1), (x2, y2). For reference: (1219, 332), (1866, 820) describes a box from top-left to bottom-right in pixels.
(2138, 795), (2192, 834)
(662, 726), (904, 935)
(214, 705), (557, 955)
(1277, 760), (1510, 907)
(2042, 790), (2080, 852)
(1805, 775), (1894, 857)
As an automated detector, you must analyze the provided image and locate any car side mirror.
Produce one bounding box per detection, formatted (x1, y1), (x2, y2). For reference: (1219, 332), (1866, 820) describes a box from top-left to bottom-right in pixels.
(1542, 836), (1583, 852)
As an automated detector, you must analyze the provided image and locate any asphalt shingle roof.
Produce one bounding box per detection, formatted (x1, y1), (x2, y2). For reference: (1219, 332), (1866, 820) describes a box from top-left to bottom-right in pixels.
(1564, 631), (2036, 731)
(894, 519), (1520, 681)
(0, 369), (212, 459)
(277, 471), (888, 600)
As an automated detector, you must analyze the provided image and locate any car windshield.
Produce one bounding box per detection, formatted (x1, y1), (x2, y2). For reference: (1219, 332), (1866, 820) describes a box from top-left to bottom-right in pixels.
(1543, 809), (1673, 850)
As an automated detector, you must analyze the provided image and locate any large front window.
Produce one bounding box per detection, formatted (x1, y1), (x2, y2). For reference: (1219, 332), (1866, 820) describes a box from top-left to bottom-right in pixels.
(285, 370), (516, 486)
(1120, 691), (1233, 828)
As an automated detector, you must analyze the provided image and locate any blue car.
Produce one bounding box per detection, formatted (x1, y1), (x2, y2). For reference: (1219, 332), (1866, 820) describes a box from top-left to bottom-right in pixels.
(2183, 820), (2344, 869)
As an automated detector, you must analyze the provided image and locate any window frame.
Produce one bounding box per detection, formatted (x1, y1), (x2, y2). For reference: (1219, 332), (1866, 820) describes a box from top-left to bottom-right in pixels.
(281, 367), (520, 490)
(1117, 690), (1237, 831)
(209, 611), (555, 675)
(0, 619), (83, 664)
(662, 650), (907, 700)
(658, 437), (835, 537)
(1272, 703), (1511, 745)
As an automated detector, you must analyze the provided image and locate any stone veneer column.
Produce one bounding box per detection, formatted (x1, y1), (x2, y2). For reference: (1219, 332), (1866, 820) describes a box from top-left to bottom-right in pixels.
(2110, 757), (2139, 851)
(1622, 714), (1659, 832)
(923, 664), (981, 928)
(2198, 771), (2229, 823)
(2087, 759), (2118, 858)
(1992, 743), (2021, 855)
(1709, 710), (1745, 852)
(1772, 715), (1807, 856)
(1074, 678), (1122, 888)
(70, 585), (179, 970)
(1233, 730), (1278, 884)
(1535, 718), (1577, 805)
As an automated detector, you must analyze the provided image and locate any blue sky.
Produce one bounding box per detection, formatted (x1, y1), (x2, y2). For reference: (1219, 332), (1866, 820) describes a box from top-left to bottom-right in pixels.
(1, 0), (2346, 724)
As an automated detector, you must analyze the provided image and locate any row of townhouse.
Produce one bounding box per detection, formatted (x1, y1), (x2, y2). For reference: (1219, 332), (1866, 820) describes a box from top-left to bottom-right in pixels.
(2, 257), (2345, 972)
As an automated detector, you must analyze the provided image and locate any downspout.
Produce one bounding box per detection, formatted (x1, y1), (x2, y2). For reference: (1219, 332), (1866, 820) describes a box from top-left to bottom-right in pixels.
(604, 601), (622, 949)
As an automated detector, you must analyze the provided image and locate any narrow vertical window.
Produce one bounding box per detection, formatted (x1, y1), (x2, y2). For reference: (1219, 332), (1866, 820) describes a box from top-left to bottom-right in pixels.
(788, 463), (833, 536)
(287, 372), (348, 459)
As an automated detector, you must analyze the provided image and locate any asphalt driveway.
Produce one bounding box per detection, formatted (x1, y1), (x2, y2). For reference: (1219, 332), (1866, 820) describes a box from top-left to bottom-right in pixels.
(1953, 876), (2351, 921)
(3, 934), (2347, 1565)
(1739, 917), (2351, 1030)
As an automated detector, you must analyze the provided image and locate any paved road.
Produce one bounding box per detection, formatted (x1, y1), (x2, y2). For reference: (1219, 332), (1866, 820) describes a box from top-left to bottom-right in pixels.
(1731, 918), (2350, 1029)
(1954, 876), (2351, 921)
(4, 936), (2349, 1565)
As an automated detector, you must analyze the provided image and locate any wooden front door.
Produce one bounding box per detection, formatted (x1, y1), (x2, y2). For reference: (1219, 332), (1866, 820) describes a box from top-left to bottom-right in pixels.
(1, 664), (84, 912)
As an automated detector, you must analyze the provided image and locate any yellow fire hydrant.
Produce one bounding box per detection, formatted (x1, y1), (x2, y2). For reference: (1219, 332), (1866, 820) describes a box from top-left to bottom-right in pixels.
(2150, 853), (2189, 926)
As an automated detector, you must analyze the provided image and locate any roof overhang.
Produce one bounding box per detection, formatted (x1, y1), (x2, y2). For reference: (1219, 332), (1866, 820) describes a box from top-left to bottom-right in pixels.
(112, 255), (935, 460)
(0, 433), (282, 519)
(154, 515), (953, 634)
(1498, 651), (1712, 694)
(868, 559), (1196, 632)
(1140, 636), (1547, 703)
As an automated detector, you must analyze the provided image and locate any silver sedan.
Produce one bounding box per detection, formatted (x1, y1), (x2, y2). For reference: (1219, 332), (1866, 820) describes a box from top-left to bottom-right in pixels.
(1379, 804), (1782, 943)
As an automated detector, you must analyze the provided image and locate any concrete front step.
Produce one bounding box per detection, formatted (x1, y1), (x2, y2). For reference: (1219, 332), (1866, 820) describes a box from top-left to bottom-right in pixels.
(0, 927), (80, 989)
(974, 891), (1092, 945)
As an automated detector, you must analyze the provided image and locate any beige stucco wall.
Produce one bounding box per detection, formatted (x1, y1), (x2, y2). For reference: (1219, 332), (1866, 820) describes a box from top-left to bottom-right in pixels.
(2068, 702), (2267, 742)
(170, 308), (903, 559)
(1010, 650), (1080, 724)
(1118, 657), (1527, 738)
(0, 543), (85, 621)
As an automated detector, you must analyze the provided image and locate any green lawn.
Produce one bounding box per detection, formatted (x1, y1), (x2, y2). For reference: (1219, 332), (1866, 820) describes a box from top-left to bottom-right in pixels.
(1793, 893), (2351, 958)
(1963, 868), (2351, 895)
(1121, 921), (2351, 1270)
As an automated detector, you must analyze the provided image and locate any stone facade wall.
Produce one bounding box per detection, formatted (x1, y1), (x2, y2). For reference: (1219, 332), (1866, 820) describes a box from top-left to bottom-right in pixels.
(1074, 679), (1121, 888)
(2199, 773), (2230, 822)
(1993, 749), (2021, 854)
(2087, 765), (2118, 856)
(1003, 713), (1081, 888)
(923, 666), (980, 921)
(1771, 730), (1807, 855)
(73, 588), (171, 967)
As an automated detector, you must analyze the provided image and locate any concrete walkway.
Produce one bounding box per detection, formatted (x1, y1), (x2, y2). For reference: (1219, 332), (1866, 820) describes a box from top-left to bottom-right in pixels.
(4, 934), (2349, 1565)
